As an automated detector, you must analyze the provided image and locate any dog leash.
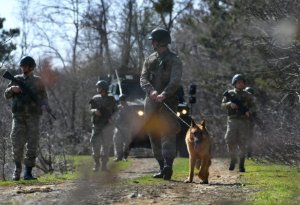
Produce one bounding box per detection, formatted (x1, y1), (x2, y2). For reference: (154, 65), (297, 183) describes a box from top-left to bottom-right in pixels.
(163, 102), (191, 128)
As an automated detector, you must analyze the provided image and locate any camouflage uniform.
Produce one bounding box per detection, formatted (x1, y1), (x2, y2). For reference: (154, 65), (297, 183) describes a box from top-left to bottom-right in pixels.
(89, 94), (117, 171)
(113, 104), (133, 160)
(4, 73), (48, 177)
(140, 48), (182, 177)
(221, 88), (256, 170)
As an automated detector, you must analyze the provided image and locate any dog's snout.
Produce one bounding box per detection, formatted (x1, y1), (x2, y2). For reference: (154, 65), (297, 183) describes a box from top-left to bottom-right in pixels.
(193, 131), (203, 143)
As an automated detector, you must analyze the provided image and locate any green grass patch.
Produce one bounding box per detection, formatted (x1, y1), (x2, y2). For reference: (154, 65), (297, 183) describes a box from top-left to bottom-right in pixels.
(243, 160), (300, 205)
(0, 156), (132, 186)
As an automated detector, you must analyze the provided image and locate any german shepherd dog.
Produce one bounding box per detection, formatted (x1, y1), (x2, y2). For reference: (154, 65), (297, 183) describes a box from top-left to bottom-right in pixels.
(184, 120), (212, 184)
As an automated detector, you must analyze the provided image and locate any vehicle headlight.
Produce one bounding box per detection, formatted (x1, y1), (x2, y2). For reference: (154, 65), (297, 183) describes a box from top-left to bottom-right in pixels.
(176, 112), (180, 117)
(137, 110), (144, 116)
(182, 109), (187, 115)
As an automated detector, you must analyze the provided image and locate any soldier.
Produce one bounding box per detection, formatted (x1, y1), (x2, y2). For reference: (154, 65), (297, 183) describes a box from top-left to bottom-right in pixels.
(113, 94), (133, 161)
(221, 74), (256, 172)
(89, 80), (117, 172)
(140, 28), (182, 180)
(4, 56), (49, 180)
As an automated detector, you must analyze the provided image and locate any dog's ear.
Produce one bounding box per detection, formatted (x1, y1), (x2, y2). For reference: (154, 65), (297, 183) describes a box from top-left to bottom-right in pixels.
(191, 119), (196, 127)
(200, 120), (205, 128)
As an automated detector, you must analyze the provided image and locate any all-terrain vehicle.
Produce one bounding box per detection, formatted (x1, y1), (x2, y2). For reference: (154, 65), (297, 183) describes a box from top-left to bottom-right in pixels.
(108, 73), (192, 157)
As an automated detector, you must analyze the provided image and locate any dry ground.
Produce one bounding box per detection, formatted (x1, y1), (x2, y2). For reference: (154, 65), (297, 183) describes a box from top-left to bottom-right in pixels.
(0, 158), (257, 205)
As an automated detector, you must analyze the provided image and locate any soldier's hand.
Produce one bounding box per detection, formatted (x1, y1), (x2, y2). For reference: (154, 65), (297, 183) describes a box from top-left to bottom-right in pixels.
(230, 102), (238, 109)
(11, 86), (22, 93)
(150, 90), (158, 100)
(156, 94), (166, 102)
(91, 109), (101, 116)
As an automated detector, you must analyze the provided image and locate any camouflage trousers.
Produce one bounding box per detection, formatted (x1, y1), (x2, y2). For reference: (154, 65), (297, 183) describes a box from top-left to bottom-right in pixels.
(113, 127), (132, 159)
(90, 123), (114, 164)
(144, 97), (180, 162)
(224, 118), (250, 158)
(10, 114), (40, 167)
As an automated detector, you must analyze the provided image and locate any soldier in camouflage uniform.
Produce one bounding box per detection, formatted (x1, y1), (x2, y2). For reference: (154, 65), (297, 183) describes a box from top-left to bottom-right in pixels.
(4, 56), (49, 180)
(221, 74), (256, 172)
(140, 28), (182, 180)
(89, 80), (117, 171)
(113, 94), (133, 161)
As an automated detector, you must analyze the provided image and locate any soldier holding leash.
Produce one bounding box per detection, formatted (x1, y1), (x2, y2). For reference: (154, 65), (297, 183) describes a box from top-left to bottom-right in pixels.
(140, 28), (182, 180)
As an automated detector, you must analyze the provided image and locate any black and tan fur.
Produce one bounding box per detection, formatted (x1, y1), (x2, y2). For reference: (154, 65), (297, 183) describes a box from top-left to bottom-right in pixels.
(184, 120), (212, 184)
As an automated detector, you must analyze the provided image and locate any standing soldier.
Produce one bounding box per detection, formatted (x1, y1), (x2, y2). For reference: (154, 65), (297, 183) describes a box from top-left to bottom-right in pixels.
(221, 74), (256, 172)
(89, 80), (117, 172)
(140, 28), (182, 180)
(4, 56), (49, 180)
(113, 94), (133, 161)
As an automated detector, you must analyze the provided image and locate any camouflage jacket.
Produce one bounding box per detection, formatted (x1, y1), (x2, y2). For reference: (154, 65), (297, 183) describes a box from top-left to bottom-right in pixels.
(140, 49), (182, 100)
(221, 88), (256, 119)
(89, 94), (117, 125)
(4, 73), (48, 116)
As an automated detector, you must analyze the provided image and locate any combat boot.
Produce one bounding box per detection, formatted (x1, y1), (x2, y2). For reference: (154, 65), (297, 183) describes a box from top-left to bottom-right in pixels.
(24, 166), (37, 180)
(239, 157), (245, 172)
(153, 160), (164, 178)
(163, 158), (174, 180)
(123, 149), (130, 161)
(12, 162), (22, 181)
(92, 157), (100, 172)
(229, 157), (237, 171)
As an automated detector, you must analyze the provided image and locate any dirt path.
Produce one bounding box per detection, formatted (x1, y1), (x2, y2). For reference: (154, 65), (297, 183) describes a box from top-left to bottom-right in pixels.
(0, 158), (257, 205)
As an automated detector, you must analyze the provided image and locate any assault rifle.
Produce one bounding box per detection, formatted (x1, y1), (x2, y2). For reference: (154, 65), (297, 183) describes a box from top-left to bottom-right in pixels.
(223, 91), (249, 114)
(2, 71), (56, 120)
(223, 91), (264, 129)
(89, 99), (111, 124)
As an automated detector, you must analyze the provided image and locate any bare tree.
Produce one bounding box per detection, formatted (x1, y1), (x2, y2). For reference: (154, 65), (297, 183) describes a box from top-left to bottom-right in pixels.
(83, 0), (113, 75)
(38, 0), (85, 131)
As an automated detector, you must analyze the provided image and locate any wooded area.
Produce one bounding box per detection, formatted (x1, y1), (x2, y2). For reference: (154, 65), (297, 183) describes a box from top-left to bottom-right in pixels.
(0, 0), (299, 180)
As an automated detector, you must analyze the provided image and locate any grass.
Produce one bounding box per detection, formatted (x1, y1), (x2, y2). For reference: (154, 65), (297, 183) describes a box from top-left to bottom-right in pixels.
(0, 155), (131, 186)
(1, 156), (299, 205)
(242, 160), (300, 205)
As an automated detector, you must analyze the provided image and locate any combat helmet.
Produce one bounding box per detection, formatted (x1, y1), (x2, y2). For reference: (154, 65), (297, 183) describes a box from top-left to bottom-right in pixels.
(20, 56), (36, 69)
(148, 28), (171, 44)
(231, 74), (245, 85)
(96, 80), (109, 91)
(245, 87), (254, 95)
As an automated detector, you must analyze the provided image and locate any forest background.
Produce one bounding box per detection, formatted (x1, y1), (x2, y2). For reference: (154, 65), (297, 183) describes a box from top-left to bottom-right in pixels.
(0, 0), (299, 179)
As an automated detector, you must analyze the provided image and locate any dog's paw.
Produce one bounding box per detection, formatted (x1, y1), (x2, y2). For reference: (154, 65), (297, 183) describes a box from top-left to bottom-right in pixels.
(184, 178), (193, 183)
(200, 180), (208, 184)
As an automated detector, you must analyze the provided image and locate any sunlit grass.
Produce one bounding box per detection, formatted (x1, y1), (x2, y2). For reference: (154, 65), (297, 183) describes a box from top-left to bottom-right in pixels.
(0, 155), (131, 185)
(242, 160), (300, 205)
